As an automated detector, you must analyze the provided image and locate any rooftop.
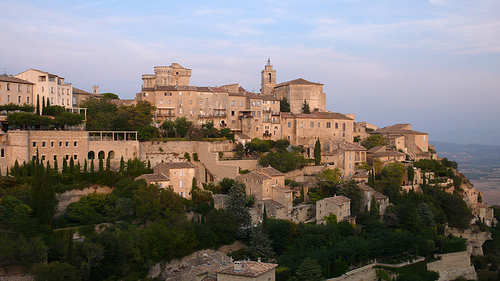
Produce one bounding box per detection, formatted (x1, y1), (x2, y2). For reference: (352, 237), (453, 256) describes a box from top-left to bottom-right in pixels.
(275, 78), (323, 87)
(0, 75), (35, 85)
(218, 261), (278, 277)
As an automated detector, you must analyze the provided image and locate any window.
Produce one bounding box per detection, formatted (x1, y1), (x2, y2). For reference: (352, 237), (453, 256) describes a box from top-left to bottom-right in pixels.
(73, 155), (78, 160)
(65, 155), (69, 160)
(180, 170), (184, 177)
(42, 142), (46, 147)
(18, 84), (21, 91)
(74, 141), (77, 146)
(6, 83), (10, 91)
(310, 122), (314, 128)
(257, 111), (260, 117)
(230, 101), (236, 106)
(189, 100), (193, 105)
(318, 122), (320, 128)
(343, 123), (346, 131)
(41, 155), (46, 161)
(27, 85), (30, 93)
(33, 142), (36, 147)
(1, 149), (4, 157)
(180, 180), (184, 188)
(178, 100), (182, 105)
(27, 97), (30, 103)
(41, 87), (44, 93)
(18, 96), (21, 103)
(240, 101), (243, 106)
(167, 100), (171, 104)
(300, 122), (303, 128)
(7, 95), (10, 102)
(231, 111), (235, 116)
(326, 122), (331, 128)
(288, 122), (291, 128)
(335, 123), (338, 129)
(54, 155), (57, 161)
(159, 99), (164, 104)
(59, 141), (62, 146)
(65, 141), (69, 146)
(51, 87), (54, 93)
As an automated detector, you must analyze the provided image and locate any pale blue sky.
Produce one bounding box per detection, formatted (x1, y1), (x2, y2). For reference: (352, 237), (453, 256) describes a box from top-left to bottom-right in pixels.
(1, 0), (499, 145)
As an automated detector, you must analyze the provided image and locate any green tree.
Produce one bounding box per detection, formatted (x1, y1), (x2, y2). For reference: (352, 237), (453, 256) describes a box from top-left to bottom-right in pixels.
(314, 139), (321, 165)
(248, 226), (275, 262)
(301, 100), (311, 114)
(30, 159), (56, 225)
(101, 92), (119, 99)
(225, 181), (251, 239)
(407, 165), (415, 185)
(184, 152), (191, 161)
(280, 97), (290, 112)
(80, 98), (118, 131)
(361, 135), (386, 150)
(32, 261), (81, 281)
(295, 258), (323, 281)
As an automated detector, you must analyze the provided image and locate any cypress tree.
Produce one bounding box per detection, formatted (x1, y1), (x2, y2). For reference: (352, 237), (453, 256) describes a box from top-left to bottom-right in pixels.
(106, 157), (111, 172)
(90, 159), (95, 173)
(42, 98), (45, 115)
(69, 157), (75, 173)
(46, 98), (50, 107)
(301, 99), (310, 114)
(83, 160), (88, 173)
(62, 157), (68, 174)
(99, 158), (104, 172)
(53, 158), (58, 172)
(314, 139), (321, 165)
(119, 156), (125, 173)
(36, 95), (40, 115)
(263, 205), (269, 233)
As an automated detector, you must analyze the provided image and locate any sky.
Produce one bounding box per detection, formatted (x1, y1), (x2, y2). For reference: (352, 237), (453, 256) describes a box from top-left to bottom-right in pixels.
(1, 0), (499, 145)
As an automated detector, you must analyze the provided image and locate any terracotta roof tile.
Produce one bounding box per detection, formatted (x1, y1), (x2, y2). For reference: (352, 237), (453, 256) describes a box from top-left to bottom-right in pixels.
(218, 261), (278, 277)
(275, 78), (323, 87)
(0, 76), (35, 84)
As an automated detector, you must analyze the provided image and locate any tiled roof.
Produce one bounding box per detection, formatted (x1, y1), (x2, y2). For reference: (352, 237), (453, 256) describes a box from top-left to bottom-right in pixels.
(156, 161), (196, 170)
(236, 171), (272, 181)
(22, 68), (61, 77)
(358, 183), (374, 192)
(72, 87), (92, 95)
(322, 195), (350, 205)
(275, 78), (323, 87)
(367, 146), (389, 153)
(264, 199), (285, 209)
(262, 95), (280, 101)
(280, 111), (352, 120)
(135, 173), (169, 182)
(375, 124), (427, 135)
(332, 141), (367, 151)
(154, 85), (198, 91)
(0, 76), (35, 84)
(236, 133), (251, 140)
(373, 190), (388, 200)
(218, 261), (278, 277)
(258, 166), (284, 177)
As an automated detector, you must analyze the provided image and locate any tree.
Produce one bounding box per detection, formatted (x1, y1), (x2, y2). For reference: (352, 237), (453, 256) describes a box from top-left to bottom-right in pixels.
(361, 135), (386, 150)
(30, 159), (56, 225)
(407, 165), (415, 185)
(101, 92), (119, 99)
(32, 261), (81, 281)
(248, 226), (275, 262)
(301, 100), (311, 114)
(295, 258), (323, 281)
(280, 97), (290, 112)
(225, 181), (251, 239)
(184, 152), (191, 161)
(314, 139), (321, 165)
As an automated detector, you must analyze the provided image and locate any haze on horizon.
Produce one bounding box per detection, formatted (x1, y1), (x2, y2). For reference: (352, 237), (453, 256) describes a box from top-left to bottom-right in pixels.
(1, 0), (499, 145)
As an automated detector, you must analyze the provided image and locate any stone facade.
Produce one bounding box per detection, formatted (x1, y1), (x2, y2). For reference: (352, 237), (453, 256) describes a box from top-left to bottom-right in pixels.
(15, 69), (73, 108)
(316, 195), (354, 224)
(0, 76), (34, 106)
(217, 261), (277, 281)
(136, 161), (196, 199)
(358, 183), (390, 215)
(322, 141), (366, 179)
(373, 124), (430, 160)
(0, 130), (139, 175)
(426, 251), (477, 281)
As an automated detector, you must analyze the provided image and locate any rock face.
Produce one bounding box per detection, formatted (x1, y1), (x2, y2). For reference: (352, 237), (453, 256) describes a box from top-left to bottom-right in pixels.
(446, 227), (492, 256)
(56, 185), (113, 216)
(427, 251), (478, 281)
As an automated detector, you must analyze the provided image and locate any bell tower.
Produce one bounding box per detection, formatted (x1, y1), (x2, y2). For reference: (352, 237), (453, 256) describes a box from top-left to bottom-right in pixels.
(260, 58), (276, 95)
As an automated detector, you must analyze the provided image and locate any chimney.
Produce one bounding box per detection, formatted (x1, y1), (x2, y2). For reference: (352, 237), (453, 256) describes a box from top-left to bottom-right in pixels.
(258, 257), (262, 263)
(234, 261), (242, 272)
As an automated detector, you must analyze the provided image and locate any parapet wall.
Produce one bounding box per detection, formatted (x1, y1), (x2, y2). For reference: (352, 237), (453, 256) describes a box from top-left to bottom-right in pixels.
(326, 263), (377, 281)
(427, 251), (477, 281)
(56, 186), (114, 216)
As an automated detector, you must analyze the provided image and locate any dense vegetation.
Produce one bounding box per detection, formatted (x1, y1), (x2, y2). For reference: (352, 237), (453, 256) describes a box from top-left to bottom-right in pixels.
(0, 140), (486, 281)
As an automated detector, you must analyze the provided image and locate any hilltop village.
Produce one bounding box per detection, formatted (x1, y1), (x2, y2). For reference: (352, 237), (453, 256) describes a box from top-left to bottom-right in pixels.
(0, 62), (497, 281)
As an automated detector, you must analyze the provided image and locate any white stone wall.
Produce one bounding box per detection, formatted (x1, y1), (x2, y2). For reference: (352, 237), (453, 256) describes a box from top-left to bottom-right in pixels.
(427, 251), (477, 281)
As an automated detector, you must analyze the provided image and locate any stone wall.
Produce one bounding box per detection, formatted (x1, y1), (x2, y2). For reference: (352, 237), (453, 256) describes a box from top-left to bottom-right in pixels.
(56, 186), (113, 216)
(326, 263), (377, 281)
(427, 251), (477, 281)
(291, 204), (315, 223)
(219, 159), (258, 171)
(284, 165), (325, 181)
(445, 227), (491, 255)
(0, 276), (34, 281)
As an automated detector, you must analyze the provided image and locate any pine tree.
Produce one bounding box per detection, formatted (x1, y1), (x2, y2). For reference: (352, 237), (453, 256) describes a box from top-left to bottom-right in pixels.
(147, 159), (151, 170)
(280, 97), (290, 112)
(226, 181), (251, 239)
(314, 139), (321, 165)
(248, 226), (274, 262)
(296, 258), (323, 281)
(301, 99), (311, 114)
(262, 205), (269, 233)
(46, 98), (50, 107)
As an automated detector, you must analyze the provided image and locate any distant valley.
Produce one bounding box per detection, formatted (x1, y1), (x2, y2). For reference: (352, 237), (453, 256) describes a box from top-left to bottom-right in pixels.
(431, 141), (500, 205)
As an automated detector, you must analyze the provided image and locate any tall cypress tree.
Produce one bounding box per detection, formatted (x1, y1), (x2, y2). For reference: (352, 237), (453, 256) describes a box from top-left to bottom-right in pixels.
(106, 157), (111, 172)
(99, 158), (104, 172)
(62, 157), (68, 174)
(119, 156), (125, 173)
(30, 158), (55, 224)
(83, 160), (88, 173)
(69, 157), (75, 173)
(90, 159), (95, 173)
(314, 139), (321, 165)
(36, 95), (40, 115)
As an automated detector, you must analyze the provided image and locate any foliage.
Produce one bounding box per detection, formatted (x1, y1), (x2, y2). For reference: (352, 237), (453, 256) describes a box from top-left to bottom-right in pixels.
(0, 102), (35, 113)
(248, 225), (275, 262)
(280, 97), (290, 112)
(314, 139), (321, 165)
(32, 261), (81, 281)
(361, 135), (386, 150)
(259, 150), (307, 173)
(295, 258), (323, 281)
(225, 181), (251, 239)
(301, 100), (311, 114)
(30, 159), (56, 225)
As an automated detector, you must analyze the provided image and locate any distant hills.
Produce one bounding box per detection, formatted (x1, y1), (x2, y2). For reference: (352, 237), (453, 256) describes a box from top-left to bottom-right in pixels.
(431, 141), (500, 180)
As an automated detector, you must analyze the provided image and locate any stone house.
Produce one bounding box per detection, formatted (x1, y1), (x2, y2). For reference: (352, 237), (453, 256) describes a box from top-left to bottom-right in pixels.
(366, 145), (406, 165)
(472, 202), (495, 227)
(353, 121), (378, 140)
(373, 124), (432, 161)
(135, 161), (196, 199)
(358, 183), (390, 215)
(217, 261), (278, 281)
(321, 141), (367, 179)
(16, 69), (73, 108)
(235, 166), (293, 220)
(316, 195), (355, 224)
(0, 75), (34, 106)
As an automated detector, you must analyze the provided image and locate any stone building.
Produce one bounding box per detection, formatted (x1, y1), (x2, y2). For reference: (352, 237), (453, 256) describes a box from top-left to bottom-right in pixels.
(72, 86), (100, 107)
(0, 75), (34, 106)
(316, 195), (355, 224)
(358, 183), (390, 215)
(321, 141), (366, 179)
(366, 145), (406, 165)
(235, 166), (293, 220)
(16, 69), (73, 108)
(0, 130), (139, 175)
(373, 124), (431, 160)
(272, 78), (326, 114)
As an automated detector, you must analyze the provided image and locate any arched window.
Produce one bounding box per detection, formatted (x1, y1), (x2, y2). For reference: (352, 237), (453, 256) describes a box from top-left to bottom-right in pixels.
(1, 149), (4, 158)
(108, 150), (115, 159)
(87, 151), (95, 159)
(268, 73), (272, 82)
(98, 151), (105, 159)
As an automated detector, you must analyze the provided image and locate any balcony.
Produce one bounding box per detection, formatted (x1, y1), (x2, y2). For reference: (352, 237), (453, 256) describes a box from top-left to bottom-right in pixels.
(157, 112), (175, 117)
(271, 110), (280, 116)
